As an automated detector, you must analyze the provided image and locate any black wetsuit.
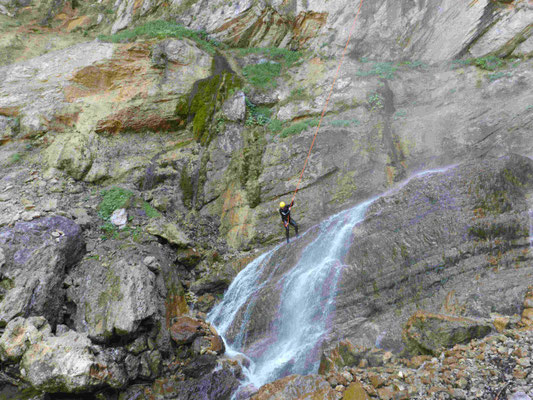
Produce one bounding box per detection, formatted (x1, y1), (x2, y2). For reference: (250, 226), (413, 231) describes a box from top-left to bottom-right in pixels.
(279, 202), (298, 243)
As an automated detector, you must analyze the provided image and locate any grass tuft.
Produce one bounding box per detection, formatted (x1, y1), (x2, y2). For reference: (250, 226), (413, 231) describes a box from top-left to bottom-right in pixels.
(98, 20), (220, 55)
(98, 187), (133, 220)
(238, 47), (303, 89)
(279, 118), (319, 138)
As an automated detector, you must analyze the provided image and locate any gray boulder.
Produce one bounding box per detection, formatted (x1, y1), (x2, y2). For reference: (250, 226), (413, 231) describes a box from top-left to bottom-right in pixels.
(222, 91), (246, 122)
(0, 316), (125, 393)
(0, 316), (51, 362)
(0, 216), (84, 327)
(402, 311), (492, 356)
(66, 258), (158, 342)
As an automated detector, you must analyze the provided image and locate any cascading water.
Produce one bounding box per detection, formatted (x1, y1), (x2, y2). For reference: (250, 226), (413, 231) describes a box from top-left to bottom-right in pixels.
(208, 199), (375, 391)
(207, 167), (454, 396)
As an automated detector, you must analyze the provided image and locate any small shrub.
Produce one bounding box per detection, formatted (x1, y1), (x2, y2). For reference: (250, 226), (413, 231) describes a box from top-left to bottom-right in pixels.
(245, 98), (272, 126)
(367, 92), (384, 111)
(98, 187), (133, 220)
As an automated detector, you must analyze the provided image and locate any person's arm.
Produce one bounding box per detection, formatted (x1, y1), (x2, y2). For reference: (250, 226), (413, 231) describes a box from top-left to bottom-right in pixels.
(289, 200), (294, 209)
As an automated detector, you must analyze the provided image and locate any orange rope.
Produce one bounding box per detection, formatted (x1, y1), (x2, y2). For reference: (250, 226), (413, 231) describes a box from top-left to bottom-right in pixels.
(290, 0), (364, 205)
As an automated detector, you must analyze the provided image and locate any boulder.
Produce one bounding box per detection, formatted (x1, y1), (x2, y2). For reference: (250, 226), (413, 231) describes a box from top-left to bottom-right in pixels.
(182, 353), (217, 379)
(45, 132), (98, 181)
(148, 361), (241, 400)
(0, 317), (123, 393)
(402, 311), (492, 356)
(20, 329), (111, 392)
(151, 39), (212, 70)
(169, 316), (202, 345)
(146, 219), (191, 248)
(221, 91), (246, 122)
(343, 381), (370, 400)
(66, 258), (158, 342)
(0, 216), (84, 327)
(0, 316), (51, 362)
(251, 374), (337, 400)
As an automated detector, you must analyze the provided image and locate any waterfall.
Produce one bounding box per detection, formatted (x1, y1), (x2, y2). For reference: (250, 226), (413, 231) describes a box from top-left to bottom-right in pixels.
(207, 167), (455, 394)
(208, 199), (375, 390)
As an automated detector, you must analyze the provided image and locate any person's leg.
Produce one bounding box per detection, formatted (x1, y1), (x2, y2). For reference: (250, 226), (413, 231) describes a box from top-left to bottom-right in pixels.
(285, 224), (290, 243)
(289, 218), (298, 237)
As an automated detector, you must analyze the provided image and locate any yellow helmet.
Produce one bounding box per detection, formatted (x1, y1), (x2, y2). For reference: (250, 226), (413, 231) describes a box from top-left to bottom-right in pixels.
(279, 201), (286, 208)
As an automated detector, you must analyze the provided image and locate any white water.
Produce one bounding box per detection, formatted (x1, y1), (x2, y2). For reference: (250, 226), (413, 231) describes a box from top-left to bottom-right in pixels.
(207, 166), (456, 394)
(208, 199), (374, 390)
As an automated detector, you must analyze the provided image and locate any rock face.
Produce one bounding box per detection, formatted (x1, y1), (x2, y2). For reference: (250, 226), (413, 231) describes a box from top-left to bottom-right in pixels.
(335, 154), (533, 352)
(0, 216), (84, 327)
(110, 0), (532, 62)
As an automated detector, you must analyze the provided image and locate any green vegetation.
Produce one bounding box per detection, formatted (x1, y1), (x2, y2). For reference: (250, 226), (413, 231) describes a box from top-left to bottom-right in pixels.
(367, 92), (384, 111)
(100, 221), (119, 240)
(242, 62), (282, 89)
(279, 118), (319, 138)
(238, 47), (302, 89)
(268, 118), (283, 133)
(245, 98), (272, 126)
(176, 71), (243, 145)
(393, 110), (407, 119)
(9, 153), (21, 164)
(331, 171), (357, 204)
(452, 55), (505, 71)
(98, 20), (220, 55)
(240, 129), (265, 207)
(356, 59), (427, 80)
(487, 71), (511, 81)
(237, 47), (302, 67)
(98, 270), (124, 308)
(0, 278), (14, 291)
(98, 187), (133, 220)
(142, 201), (161, 218)
(180, 166), (194, 209)
(356, 61), (398, 79)
(328, 119), (360, 127)
(286, 88), (308, 102)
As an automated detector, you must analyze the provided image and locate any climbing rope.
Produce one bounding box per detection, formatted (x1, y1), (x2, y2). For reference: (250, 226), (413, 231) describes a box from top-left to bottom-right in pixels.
(290, 0), (364, 205)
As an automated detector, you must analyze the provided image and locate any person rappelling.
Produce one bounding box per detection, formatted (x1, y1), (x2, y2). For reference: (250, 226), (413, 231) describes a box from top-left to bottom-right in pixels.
(279, 200), (298, 243)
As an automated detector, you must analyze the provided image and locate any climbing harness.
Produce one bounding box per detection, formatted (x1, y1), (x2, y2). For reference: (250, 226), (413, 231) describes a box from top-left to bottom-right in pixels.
(289, 0), (364, 206)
